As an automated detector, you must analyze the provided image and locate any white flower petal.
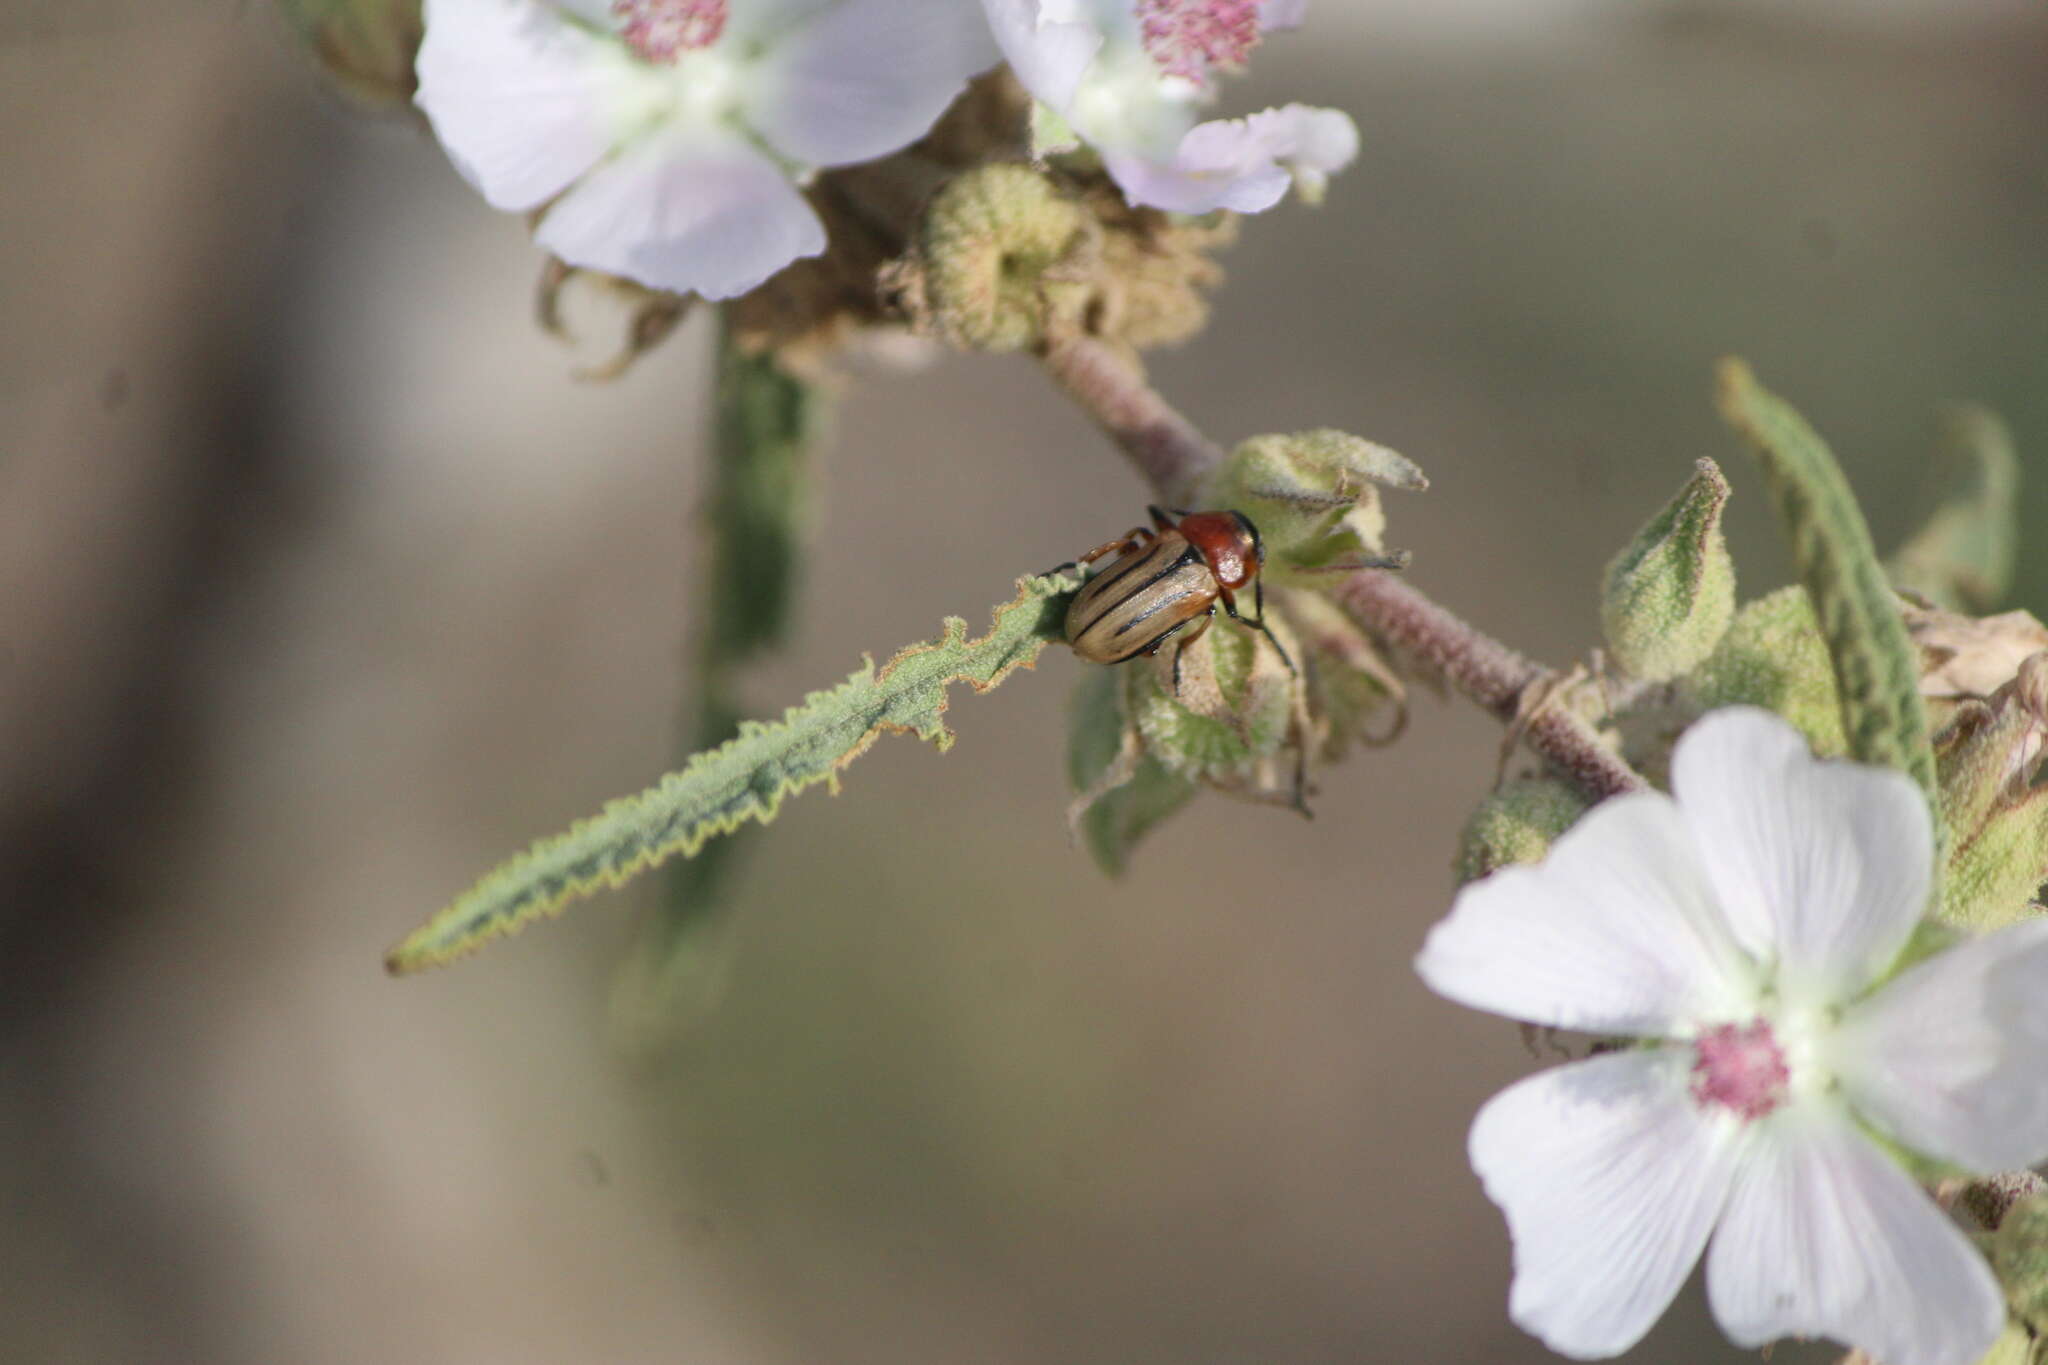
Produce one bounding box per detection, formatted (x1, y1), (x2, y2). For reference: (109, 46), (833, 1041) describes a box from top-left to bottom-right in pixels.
(749, 0), (999, 168)
(1259, 0), (1308, 31)
(415, 0), (631, 211)
(725, 0), (834, 42)
(1835, 917), (2048, 1171)
(1673, 707), (1933, 1003)
(981, 0), (1105, 114)
(1105, 103), (1358, 214)
(535, 127), (825, 298)
(1472, 1050), (1740, 1360)
(1706, 1104), (2004, 1365)
(1416, 791), (1753, 1035)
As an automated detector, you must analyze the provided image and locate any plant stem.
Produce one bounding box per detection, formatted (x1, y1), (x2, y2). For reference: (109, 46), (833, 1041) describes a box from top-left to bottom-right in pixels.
(1037, 332), (1222, 507)
(1038, 341), (1648, 801)
(1332, 572), (1646, 798)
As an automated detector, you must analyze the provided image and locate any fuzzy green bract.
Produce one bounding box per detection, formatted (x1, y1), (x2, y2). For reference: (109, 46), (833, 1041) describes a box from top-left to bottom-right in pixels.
(387, 569), (1085, 973)
(1888, 403), (2021, 613)
(1714, 359), (1936, 804)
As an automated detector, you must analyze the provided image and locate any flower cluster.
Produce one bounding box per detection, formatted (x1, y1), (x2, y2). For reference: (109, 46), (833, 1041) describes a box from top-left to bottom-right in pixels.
(413, 0), (1357, 300)
(1419, 707), (2048, 1365)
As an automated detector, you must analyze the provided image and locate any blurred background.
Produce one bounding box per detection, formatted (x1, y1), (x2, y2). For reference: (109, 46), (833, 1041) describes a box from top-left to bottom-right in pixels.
(4, 1), (2045, 1360)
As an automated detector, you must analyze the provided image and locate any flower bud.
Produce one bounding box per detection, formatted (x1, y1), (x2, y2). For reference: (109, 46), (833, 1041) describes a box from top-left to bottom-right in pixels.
(892, 164), (1091, 352)
(276, 0), (422, 111)
(1600, 459), (1736, 682)
(1684, 585), (1848, 757)
(1454, 778), (1592, 883)
(1282, 590), (1406, 760)
(1993, 1192), (2048, 1334)
(1129, 615), (1303, 809)
(1199, 428), (1426, 578)
(1934, 650), (2048, 929)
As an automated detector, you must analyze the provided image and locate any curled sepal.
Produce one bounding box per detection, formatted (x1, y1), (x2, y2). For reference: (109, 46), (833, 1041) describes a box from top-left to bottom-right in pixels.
(1454, 778), (1592, 884)
(1714, 358), (1936, 802)
(1889, 404), (2022, 613)
(1933, 652), (2048, 930)
(275, 0), (422, 111)
(1685, 585), (1849, 757)
(1600, 458), (1736, 682)
(387, 569), (1085, 973)
(1199, 429), (1425, 579)
(1067, 667), (1197, 876)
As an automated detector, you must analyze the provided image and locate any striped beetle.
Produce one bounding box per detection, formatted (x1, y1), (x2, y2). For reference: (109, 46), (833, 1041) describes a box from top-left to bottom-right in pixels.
(1062, 505), (1294, 691)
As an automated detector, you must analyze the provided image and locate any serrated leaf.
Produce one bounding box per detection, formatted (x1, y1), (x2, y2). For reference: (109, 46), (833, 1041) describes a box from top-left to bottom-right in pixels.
(388, 569), (1084, 974)
(1714, 359), (1936, 803)
(1888, 403), (2021, 612)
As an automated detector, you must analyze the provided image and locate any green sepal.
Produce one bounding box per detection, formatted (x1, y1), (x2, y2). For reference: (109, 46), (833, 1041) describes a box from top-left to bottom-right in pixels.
(1889, 404), (2021, 613)
(1685, 586), (1848, 757)
(1714, 359), (1936, 803)
(274, 0), (422, 110)
(387, 569), (1085, 973)
(1128, 623), (1292, 784)
(1599, 458), (1736, 682)
(1198, 429), (1425, 580)
(1455, 778), (1592, 883)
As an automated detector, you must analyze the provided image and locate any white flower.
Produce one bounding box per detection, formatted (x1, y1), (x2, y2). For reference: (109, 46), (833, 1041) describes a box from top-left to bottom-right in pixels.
(415, 0), (998, 299)
(982, 0), (1358, 214)
(1416, 707), (2048, 1365)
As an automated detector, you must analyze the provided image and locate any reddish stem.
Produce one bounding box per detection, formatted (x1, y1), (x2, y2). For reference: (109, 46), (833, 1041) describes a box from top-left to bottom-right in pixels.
(1039, 342), (1649, 801)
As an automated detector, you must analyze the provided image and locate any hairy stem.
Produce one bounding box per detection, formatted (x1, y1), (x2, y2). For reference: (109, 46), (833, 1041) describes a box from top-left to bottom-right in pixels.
(1037, 332), (1223, 507)
(1039, 342), (1648, 801)
(1333, 572), (1646, 798)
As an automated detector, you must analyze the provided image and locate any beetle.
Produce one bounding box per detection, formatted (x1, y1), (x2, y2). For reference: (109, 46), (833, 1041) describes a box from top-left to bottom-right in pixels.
(1061, 505), (1294, 690)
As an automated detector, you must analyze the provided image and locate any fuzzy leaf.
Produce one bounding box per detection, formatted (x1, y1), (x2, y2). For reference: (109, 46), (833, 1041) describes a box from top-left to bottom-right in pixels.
(1065, 666), (1196, 876)
(1889, 403), (2021, 613)
(1714, 359), (1936, 801)
(388, 570), (1084, 973)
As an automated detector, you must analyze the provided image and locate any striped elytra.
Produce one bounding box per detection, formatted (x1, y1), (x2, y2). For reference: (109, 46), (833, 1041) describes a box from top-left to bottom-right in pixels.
(1064, 530), (1221, 665)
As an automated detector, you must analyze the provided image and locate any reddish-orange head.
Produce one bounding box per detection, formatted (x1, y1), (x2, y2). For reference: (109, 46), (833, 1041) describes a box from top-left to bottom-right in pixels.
(1174, 510), (1264, 589)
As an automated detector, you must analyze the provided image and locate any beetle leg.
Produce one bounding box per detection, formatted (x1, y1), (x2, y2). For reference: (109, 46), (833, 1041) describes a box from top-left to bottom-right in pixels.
(1147, 608), (1212, 696)
(1078, 526), (1153, 566)
(1146, 505), (1177, 533)
(1043, 527), (1153, 580)
(1219, 583), (1297, 678)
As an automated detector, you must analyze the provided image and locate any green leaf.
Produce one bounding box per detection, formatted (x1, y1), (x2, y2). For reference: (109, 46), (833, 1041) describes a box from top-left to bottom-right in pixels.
(1065, 666), (1195, 876)
(388, 569), (1085, 974)
(651, 340), (823, 947)
(1888, 403), (2021, 613)
(1713, 359), (1936, 802)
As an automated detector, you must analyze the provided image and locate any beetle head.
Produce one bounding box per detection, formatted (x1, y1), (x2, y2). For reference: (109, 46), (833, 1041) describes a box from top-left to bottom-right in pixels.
(1176, 509), (1264, 589)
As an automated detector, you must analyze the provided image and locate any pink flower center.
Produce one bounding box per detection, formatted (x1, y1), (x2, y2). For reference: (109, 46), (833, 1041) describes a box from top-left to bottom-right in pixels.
(612, 0), (727, 63)
(1137, 0), (1263, 84)
(1690, 1019), (1791, 1121)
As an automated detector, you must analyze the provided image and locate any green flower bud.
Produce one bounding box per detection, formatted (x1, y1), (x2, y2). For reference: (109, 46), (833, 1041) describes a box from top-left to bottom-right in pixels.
(1994, 1192), (2048, 1333)
(1935, 651), (2048, 930)
(1199, 429), (1426, 578)
(1600, 458), (1736, 682)
(1685, 585), (1849, 756)
(1455, 778), (1592, 883)
(895, 164), (1090, 352)
(1282, 589), (1406, 760)
(275, 0), (422, 111)
(1128, 615), (1309, 811)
